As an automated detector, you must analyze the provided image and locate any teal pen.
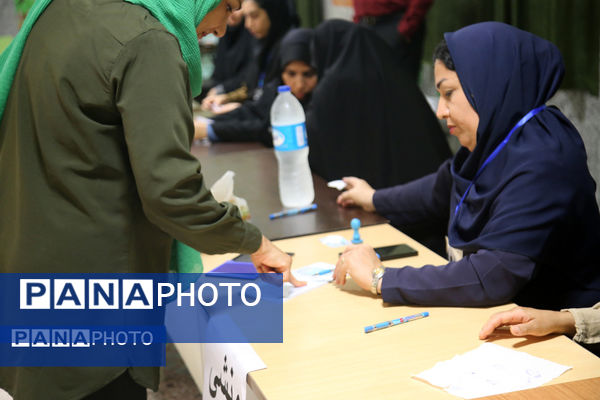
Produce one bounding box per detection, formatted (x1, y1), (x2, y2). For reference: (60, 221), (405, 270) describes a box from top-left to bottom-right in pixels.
(269, 203), (317, 220)
(364, 311), (429, 333)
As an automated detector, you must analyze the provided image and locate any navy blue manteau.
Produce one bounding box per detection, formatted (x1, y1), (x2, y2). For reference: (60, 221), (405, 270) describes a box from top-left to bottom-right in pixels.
(378, 22), (600, 310)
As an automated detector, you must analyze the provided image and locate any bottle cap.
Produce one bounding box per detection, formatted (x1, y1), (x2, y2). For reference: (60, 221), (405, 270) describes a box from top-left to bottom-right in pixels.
(278, 85), (291, 93)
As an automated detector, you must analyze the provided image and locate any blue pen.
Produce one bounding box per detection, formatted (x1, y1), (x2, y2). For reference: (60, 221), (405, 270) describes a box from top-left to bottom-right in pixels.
(269, 203), (317, 220)
(312, 268), (334, 276)
(364, 311), (429, 333)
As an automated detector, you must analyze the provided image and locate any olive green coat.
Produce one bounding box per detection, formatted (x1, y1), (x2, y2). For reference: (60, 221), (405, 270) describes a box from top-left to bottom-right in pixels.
(0, 0), (262, 398)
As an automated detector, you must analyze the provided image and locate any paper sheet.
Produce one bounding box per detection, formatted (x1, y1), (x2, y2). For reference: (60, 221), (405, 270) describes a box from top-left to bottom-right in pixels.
(319, 235), (350, 248)
(327, 179), (347, 191)
(413, 342), (572, 399)
(283, 262), (334, 301)
(203, 342), (266, 400)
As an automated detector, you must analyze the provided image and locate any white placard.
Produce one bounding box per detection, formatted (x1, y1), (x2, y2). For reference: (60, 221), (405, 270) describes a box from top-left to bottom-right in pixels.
(203, 343), (266, 400)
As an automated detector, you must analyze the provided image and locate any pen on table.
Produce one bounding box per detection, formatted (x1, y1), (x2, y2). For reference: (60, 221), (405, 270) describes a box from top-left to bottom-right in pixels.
(364, 311), (429, 334)
(312, 268), (334, 276)
(269, 203), (317, 220)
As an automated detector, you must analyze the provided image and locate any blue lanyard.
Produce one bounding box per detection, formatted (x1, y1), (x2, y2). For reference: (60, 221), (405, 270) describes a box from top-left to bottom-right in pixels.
(454, 105), (547, 216)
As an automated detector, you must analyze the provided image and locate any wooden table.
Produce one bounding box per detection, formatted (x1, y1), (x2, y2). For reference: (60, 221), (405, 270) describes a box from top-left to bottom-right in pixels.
(191, 142), (387, 240)
(176, 224), (600, 399)
(477, 377), (600, 399)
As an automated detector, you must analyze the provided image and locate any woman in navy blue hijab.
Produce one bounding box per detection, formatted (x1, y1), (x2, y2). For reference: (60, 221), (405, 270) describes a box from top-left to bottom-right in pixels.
(334, 22), (600, 310)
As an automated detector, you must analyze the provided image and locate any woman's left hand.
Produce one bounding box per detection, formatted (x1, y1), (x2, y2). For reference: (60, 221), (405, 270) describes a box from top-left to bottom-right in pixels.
(334, 244), (381, 291)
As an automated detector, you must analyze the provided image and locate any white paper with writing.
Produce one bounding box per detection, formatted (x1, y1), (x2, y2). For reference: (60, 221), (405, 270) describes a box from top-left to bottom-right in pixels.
(283, 262), (335, 301)
(203, 342), (266, 400)
(413, 342), (571, 399)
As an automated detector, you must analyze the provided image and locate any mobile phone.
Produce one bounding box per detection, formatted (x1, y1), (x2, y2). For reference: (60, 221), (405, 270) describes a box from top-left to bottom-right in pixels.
(232, 252), (294, 262)
(373, 244), (417, 261)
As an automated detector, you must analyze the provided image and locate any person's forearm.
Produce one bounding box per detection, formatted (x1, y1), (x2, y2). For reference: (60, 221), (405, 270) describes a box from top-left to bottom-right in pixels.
(373, 160), (452, 225)
(115, 31), (262, 256)
(381, 250), (534, 306)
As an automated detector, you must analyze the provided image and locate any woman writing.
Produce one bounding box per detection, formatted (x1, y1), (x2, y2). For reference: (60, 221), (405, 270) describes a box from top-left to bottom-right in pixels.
(0, 0), (301, 398)
(334, 22), (600, 310)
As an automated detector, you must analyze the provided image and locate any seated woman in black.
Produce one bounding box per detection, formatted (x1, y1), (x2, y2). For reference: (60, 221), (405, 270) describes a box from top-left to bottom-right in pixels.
(194, 28), (316, 146)
(201, 0), (295, 112)
(306, 19), (452, 190)
(333, 22), (600, 310)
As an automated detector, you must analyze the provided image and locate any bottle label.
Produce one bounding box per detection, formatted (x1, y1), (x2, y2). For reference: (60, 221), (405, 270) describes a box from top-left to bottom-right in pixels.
(272, 123), (307, 152)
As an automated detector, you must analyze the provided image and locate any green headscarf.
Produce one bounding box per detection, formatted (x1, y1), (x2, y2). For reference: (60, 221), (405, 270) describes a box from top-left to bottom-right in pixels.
(0, 0), (221, 122)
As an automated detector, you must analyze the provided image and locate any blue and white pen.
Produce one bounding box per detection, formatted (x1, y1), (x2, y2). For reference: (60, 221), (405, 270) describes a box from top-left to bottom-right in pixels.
(364, 311), (429, 333)
(269, 203), (317, 220)
(312, 268), (334, 276)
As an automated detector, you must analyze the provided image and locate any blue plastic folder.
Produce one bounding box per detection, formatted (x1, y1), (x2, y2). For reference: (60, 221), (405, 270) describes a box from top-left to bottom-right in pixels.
(206, 261), (259, 280)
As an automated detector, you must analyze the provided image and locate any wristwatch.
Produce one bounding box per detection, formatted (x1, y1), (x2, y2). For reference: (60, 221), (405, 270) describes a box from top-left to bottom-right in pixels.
(371, 265), (386, 295)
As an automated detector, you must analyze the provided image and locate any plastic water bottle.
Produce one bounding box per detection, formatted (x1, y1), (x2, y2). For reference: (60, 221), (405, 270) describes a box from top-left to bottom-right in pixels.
(270, 85), (314, 208)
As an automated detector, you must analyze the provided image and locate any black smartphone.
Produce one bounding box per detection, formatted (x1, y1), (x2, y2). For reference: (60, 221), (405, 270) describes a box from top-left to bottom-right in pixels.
(373, 244), (418, 261)
(232, 252), (294, 262)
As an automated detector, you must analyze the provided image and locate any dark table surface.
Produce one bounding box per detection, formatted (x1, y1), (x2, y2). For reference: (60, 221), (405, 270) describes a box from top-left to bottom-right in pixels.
(191, 141), (388, 240)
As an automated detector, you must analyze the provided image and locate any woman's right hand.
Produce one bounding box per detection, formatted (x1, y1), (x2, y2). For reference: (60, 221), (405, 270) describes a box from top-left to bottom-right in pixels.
(336, 177), (376, 212)
(201, 93), (228, 111)
(251, 236), (306, 288)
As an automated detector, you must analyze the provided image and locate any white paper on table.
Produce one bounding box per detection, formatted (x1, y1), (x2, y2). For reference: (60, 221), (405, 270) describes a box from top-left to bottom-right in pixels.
(327, 179), (347, 191)
(283, 262), (335, 301)
(203, 342), (266, 400)
(413, 342), (572, 399)
(319, 235), (350, 248)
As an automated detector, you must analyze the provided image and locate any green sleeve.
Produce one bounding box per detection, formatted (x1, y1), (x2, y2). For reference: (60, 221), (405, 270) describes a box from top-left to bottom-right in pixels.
(111, 29), (261, 255)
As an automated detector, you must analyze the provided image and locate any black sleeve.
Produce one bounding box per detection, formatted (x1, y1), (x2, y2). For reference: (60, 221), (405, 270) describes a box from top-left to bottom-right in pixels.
(381, 249), (535, 306)
(373, 159), (452, 226)
(211, 83), (279, 147)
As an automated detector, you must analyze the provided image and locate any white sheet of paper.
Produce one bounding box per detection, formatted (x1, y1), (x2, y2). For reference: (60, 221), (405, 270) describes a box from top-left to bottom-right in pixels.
(327, 179), (347, 191)
(319, 235), (350, 248)
(283, 262), (334, 301)
(413, 342), (572, 399)
(203, 342), (266, 400)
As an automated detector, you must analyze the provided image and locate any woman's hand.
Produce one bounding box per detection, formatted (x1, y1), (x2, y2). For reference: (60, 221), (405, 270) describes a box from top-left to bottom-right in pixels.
(333, 244), (381, 292)
(251, 236), (306, 287)
(479, 306), (576, 339)
(201, 93), (228, 111)
(212, 102), (242, 115)
(336, 177), (376, 212)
